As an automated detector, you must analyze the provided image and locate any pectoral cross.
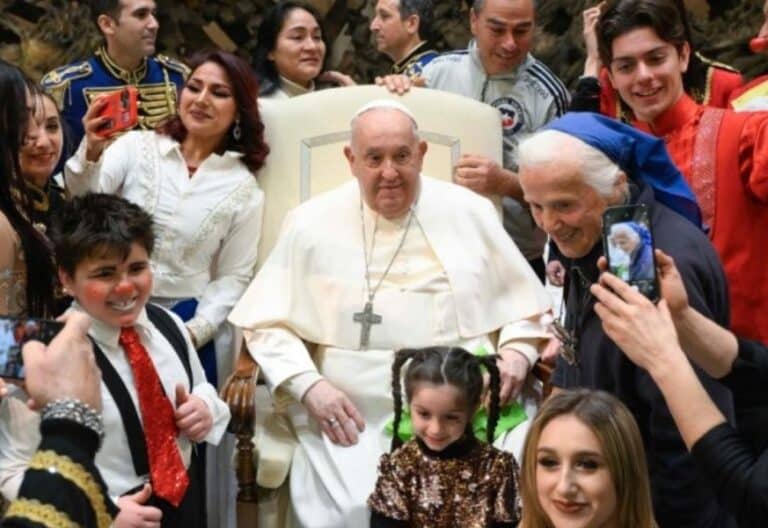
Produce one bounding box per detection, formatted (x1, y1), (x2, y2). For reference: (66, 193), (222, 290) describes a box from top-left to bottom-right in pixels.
(353, 301), (382, 349)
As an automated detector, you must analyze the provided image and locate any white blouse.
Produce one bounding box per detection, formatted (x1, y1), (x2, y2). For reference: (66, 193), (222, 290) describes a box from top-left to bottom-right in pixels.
(65, 131), (264, 345)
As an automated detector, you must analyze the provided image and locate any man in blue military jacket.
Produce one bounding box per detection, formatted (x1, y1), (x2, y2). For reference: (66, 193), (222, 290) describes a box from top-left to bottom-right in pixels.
(41, 0), (188, 147)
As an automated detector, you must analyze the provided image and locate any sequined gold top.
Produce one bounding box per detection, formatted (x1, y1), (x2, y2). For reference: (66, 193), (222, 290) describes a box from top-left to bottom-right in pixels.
(0, 211), (26, 316)
(368, 436), (522, 527)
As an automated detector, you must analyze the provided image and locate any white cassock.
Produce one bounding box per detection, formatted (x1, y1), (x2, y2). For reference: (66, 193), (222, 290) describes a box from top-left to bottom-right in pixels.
(229, 176), (552, 528)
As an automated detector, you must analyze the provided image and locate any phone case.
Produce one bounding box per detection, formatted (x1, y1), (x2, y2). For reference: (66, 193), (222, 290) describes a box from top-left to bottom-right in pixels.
(96, 86), (139, 137)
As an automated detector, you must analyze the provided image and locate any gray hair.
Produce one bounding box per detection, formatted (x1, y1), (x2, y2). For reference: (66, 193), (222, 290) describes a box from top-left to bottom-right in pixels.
(517, 129), (622, 198)
(610, 223), (640, 243)
(399, 0), (434, 40)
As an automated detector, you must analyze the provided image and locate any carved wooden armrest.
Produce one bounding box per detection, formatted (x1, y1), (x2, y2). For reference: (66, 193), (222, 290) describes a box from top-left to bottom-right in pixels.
(220, 341), (259, 504)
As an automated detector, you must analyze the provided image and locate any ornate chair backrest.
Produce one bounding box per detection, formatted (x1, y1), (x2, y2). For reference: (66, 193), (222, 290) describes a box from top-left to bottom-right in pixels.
(254, 85), (504, 267)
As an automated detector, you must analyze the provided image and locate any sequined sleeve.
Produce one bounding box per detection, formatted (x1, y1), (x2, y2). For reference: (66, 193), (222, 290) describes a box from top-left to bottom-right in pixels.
(367, 450), (413, 522)
(492, 450), (523, 524)
(0, 213), (25, 317)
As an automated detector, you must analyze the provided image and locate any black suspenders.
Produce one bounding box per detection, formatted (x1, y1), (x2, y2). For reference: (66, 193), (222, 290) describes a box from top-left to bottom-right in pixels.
(91, 304), (194, 477)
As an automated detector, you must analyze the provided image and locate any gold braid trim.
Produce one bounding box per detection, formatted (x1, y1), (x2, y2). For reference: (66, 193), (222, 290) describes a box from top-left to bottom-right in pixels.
(28, 450), (113, 528)
(5, 498), (77, 528)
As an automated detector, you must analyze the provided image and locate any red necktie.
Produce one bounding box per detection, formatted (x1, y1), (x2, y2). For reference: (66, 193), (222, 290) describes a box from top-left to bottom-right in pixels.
(119, 326), (189, 507)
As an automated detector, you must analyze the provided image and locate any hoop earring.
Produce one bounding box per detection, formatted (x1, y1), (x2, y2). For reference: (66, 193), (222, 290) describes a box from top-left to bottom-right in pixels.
(232, 118), (242, 141)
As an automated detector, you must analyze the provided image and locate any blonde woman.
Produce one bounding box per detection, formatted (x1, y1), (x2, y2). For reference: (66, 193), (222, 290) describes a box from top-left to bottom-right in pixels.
(519, 389), (657, 528)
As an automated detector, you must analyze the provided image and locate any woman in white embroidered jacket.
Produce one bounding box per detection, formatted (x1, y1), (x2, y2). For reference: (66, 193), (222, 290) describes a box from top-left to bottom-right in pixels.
(64, 49), (269, 528)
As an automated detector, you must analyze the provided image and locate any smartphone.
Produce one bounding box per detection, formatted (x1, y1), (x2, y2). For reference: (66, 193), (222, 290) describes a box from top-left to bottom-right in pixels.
(96, 86), (139, 137)
(602, 204), (660, 301)
(0, 317), (63, 380)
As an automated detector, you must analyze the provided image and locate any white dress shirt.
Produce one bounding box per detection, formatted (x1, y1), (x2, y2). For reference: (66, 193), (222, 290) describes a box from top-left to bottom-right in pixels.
(0, 305), (230, 502)
(65, 131), (264, 345)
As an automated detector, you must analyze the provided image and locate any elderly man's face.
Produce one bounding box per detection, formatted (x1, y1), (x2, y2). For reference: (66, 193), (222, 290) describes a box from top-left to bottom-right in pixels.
(470, 0), (535, 76)
(344, 108), (427, 219)
(520, 158), (615, 259)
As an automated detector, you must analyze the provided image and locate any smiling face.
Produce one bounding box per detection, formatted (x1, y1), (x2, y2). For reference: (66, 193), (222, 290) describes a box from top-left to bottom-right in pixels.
(344, 108), (426, 219)
(410, 382), (472, 451)
(536, 414), (618, 528)
(607, 27), (689, 123)
(102, 0), (159, 61)
(179, 61), (238, 143)
(611, 232), (636, 254)
(269, 7), (326, 87)
(59, 242), (152, 328)
(370, 0), (417, 62)
(470, 0), (535, 76)
(20, 94), (63, 188)
(521, 155), (621, 259)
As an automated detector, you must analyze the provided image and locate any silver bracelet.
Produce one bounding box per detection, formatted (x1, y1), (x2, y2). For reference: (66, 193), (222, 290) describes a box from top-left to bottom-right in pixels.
(40, 399), (105, 442)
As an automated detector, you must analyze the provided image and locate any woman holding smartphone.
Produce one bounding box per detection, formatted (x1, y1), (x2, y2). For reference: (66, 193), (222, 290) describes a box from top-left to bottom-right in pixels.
(0, 61), (58, 318)
(64, 49), (269, 528)
(592, 250), (768, 528)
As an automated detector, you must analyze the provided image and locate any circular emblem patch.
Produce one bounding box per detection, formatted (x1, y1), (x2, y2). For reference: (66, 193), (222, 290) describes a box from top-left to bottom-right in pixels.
(493, 97), (525, 136)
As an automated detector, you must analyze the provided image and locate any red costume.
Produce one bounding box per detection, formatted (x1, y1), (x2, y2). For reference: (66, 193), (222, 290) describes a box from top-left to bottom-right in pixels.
(729, 75), (768, 111)
(638, 95), (768, 342)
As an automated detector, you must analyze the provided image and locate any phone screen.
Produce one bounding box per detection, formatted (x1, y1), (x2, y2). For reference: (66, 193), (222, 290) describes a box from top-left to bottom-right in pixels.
(0, 317), (63, 380)
(602, 205), (659, 301)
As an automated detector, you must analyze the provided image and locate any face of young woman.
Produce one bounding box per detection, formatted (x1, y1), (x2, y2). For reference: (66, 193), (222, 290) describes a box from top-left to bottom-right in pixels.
(268, 7), (326, 87)
(20, 95), (63, 188)
(535, 414), (619, 528)
(410, 382), (472, 452)
(179, 61), (238, 144)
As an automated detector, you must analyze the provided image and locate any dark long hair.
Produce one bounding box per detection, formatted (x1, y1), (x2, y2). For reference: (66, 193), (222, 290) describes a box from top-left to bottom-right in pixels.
(390, 346), (501, 451)
(252, 1), (330, 96)
(0, 60), (57, 317)
(156, 49), (269, 174)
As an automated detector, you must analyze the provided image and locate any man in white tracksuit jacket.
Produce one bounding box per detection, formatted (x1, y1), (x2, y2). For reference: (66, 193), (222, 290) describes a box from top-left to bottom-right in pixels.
(380, 0), (569, 278)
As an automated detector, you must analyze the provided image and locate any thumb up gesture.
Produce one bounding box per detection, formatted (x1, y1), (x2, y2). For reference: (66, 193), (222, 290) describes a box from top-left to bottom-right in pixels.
(174, 384), (213, 442)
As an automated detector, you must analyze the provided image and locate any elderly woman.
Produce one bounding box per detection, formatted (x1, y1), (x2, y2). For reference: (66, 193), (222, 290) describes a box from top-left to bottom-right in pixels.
(608, 222), (653, 281)
(64, 49), (269, 528)
(253, 0), (354, 98)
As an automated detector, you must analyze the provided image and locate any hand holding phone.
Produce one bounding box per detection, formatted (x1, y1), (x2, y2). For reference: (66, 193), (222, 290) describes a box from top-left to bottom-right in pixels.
(602, 204), (660, 301)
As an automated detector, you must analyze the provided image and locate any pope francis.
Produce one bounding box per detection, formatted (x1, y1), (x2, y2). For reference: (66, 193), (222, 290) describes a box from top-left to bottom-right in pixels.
(229, 100), (552, 527)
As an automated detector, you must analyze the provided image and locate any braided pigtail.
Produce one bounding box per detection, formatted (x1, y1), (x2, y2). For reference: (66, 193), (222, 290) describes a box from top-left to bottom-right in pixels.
(479, 355), (502, 444)
(391, 349), (417, 451)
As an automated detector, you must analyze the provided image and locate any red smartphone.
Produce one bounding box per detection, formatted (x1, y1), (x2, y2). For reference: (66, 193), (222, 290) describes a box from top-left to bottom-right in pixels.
(0, 316), (64, 380)
(96, 86), (139, 137)
(750, 36), (768, 53)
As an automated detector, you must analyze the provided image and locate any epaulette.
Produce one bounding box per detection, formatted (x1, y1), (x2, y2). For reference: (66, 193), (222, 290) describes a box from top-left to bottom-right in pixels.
(40, 61), (93, 110)
(695, 51), (740, 73)
(155, 54), (191, 79)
